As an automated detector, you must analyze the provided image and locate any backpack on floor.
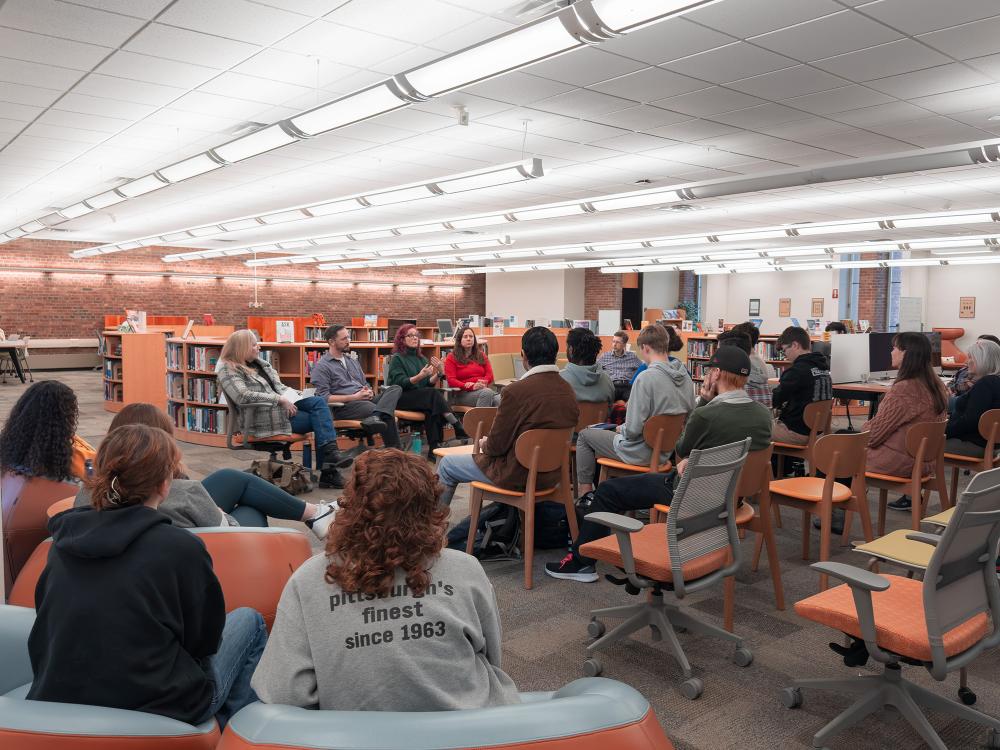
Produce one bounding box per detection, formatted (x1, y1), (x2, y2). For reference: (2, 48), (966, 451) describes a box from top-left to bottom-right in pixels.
(249, 459), (316, 495)
(446, 501), (571, 558)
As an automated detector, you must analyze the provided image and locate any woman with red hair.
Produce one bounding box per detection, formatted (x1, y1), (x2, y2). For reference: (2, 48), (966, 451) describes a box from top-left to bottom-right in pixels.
(383, 323), (466, 457)
(252, 449), (519, 711)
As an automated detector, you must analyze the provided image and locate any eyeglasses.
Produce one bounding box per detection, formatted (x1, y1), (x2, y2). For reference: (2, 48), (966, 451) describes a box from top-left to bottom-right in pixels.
(404, 333), (420, 339)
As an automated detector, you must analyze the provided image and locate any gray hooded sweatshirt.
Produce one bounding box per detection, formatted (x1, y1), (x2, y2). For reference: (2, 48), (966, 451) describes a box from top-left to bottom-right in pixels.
(615, 358), (695, 465)
(560, 362), (615, 405)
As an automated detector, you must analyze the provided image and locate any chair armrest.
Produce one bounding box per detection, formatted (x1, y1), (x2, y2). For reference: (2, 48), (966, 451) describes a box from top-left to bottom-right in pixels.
(810, 561), (890, 592)
(905, 531), (941, 547)
(584, 512), (644, 588)
(585, 512), (644, 534)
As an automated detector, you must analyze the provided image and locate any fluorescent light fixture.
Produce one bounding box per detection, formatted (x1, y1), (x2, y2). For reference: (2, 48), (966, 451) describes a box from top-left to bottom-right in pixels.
(84, 191), (126, 210)
(364, 185), (437, 206)
(448, 215), (507, 229)
(718, 229), (788, 242)
(213, 124), (298, 163)
(590, 190), (676, 212)
(397, 223), (446, 235)
(18, 220), (46, 233)
(58, 203), (93, 220)
(930, 247), (993, 255)
(511, 204), (586, 221)
(437, 159), (542, 193)
(892, 213), (993, 229)
(309, 199), (364, 216)
(117, 174), (169, 198)
(220, 218), (262, 232)
(942, 255), (1000, 265)
(591, 240), (650, 252)
(792, 221), (882, 236)
(590, 0), (721, 34)
(158, 153), (222, 183)
(350, 229), (398, 241)
(288, 83), (407, 137)
(647, 237), (712, 248)
(260, 210), (308, 225)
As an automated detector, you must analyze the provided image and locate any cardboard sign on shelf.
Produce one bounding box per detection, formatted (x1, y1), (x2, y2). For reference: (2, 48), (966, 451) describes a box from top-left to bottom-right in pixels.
(275, 320), (295, 343)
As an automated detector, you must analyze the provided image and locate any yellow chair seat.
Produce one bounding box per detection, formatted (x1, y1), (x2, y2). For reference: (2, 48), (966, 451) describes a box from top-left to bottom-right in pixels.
(865, 471), (933, 485)
(770, 477), (852, 503)
(597, 457), (672, 474)
(923, 507), (955, 528)
(469, 481), (556, 498)
(395, 410), (426, 422)
(432, 444), (474, 458)
(853, 530), (935, 569)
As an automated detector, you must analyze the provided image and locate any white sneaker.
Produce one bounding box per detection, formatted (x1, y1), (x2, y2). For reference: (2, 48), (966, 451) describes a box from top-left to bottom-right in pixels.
(306, 501), (339, 540)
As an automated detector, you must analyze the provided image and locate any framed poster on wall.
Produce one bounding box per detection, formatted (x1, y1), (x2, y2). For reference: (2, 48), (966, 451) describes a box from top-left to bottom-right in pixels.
(811, 298), (824, 317)
(960, 296), (976, 319)
(778, 298), (791, 317)
(748, 298), (760, 316)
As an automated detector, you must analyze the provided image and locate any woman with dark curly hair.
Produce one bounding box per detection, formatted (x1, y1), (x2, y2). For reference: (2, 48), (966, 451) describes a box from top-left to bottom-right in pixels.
(252, 449), (519, 711)
(0, 380), (95, 481)
(444, 326), (501, 407)
(384, 323), (466, 457)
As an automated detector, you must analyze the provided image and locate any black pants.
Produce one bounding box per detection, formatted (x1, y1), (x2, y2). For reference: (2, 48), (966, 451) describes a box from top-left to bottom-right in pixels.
(574, 472), (675, 565)
(613, 382), (632, 402)
(395, 387), (452, 447)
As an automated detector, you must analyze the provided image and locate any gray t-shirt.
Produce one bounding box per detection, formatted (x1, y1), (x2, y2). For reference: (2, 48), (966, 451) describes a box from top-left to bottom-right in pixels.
(252, 548), (520, 712)
(75, 478), (225, 528)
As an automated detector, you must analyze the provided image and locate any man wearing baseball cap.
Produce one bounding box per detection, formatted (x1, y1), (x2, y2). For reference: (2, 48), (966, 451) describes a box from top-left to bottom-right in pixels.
(546, 344), (772, 583)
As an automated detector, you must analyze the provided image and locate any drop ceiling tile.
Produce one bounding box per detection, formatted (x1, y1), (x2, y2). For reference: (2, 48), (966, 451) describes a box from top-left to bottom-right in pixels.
(23, 123), (110, 144)
(751, 10), (902, 62)
(653, 87), (765, 117)
(2, 135), (91, 160)
(54, 93), (157, 122)
(0, 27), (111, 70)
(590, 67), (708, 102)
(782, 84), (895, 115)
(329, 0), (481, 45)
(645, 119), (741, 142)
(275, 20), (411, 67)
(461, 72), (575, 105)
(169, 90), (273, 120)
(534, 89), (635, 118)
(96, 51), (219, 88)
(866, 64), (992, 100)
(533, 119), (628, 145)
(232, 48), (358, 88)
(0, 0), (146, 47)
(410, 95), (512, 121)
(599, 17), (735, 65)
(0, 57), (81, 91)
(817, 131), (917, 155)
(713, 103), (814, 129)
(0, 81), (62, 108)
(662, 42), (797, 84)
(318, 68), (385, 95)
(425, 15), (516, 54)
(965, 52), (1000, 80)
(918, 16), (1000, 60)
(71, 75), (184, 107)
(125, 24), (261, 69)
(525, 47), (647, 88)
(370, 108), (454, 133)
(832, 100), (929, 126)
(813, 39), (952, 82)
(859, 0), (1000, 34)
(687, 0), (842, 37)
(948, 107), (1000, 131)
(732, 65), (846, 99)
(159, 0), (311, 45)
(596, 105), (690, 132)
(196, 72), (314, 106)
(0, 101), (44, 123)
(65, 0), (174, 17)
(909, 84), (1000, 116)
(587, 132), (678, 153)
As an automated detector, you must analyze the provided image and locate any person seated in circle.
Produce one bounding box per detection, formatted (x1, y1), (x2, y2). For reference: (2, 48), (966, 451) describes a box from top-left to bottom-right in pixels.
(74, 403), (337, 538)
(28, 423), (267, 728)
(252, 449), (520, 711)
(560, 327), (614, 406)
(444, 325), (500, 408)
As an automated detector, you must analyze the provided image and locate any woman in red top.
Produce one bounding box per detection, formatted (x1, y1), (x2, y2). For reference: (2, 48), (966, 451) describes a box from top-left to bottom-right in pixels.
(444, 327), (501, 407)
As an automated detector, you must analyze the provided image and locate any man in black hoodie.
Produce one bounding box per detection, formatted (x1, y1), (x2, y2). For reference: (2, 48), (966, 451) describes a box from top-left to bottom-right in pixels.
(772, 326), (832, 445)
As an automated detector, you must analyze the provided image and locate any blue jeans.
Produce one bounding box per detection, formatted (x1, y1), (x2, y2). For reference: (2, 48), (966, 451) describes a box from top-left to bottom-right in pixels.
(200, 607), (267, 729)
(437, 453), (492, 506)
(290, 395), (337, 464)
(202, 468), (307, 527)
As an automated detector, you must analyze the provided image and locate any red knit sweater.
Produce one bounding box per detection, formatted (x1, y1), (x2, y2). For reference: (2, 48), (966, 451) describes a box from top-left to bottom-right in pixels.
(444, 354), (495, 391)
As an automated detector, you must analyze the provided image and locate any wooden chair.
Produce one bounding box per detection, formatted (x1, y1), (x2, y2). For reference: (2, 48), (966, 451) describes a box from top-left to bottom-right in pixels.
(596, 413), (686, 483)
(769, 432), (874, 591)
(465, 428), (577, 589)
(865, 420), (950, 537)
(944, 408), (1000, 505)
(773, 399), (833, 478)
(572, 401), (610, 497)
(432, 407), (498, 459)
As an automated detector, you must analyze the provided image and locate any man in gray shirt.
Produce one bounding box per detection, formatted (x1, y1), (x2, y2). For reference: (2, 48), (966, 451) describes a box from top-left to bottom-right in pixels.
(311, 325), (402, 448)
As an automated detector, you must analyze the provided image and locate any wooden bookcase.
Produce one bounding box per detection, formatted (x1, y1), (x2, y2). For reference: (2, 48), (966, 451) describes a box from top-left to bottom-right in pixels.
(167, 337), (451, 446)
(685, 333), (798, 382)
(101, 331), (172, 413)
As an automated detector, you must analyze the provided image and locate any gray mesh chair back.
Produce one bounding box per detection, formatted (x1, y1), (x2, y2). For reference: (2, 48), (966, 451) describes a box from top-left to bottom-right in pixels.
(666, 438), (750, 597)
(922, 466), (1000, 678)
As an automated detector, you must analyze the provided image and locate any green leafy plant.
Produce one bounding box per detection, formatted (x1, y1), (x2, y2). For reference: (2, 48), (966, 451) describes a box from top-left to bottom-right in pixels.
(677, 300), (699, 323)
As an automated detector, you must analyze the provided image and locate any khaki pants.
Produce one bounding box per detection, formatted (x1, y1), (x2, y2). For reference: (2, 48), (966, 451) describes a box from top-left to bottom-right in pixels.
(772, 420), (809, 445)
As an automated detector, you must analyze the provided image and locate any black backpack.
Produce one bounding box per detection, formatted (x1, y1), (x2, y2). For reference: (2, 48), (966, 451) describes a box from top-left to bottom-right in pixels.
(446, 501), (571, 559)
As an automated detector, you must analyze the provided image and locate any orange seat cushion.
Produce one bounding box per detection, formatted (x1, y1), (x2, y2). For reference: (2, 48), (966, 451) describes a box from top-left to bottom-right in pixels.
(597, 457), (672, 474)
(46, 496), (76, 519)
(770, 477), (852, 503)
(795, 575), (989, 661)
(652, 502), (754, 525)
(865, 471), (933, 484)
(580, 522), (728, 582)
(469, 481), (556, 498)
(395, 410), (426, 422)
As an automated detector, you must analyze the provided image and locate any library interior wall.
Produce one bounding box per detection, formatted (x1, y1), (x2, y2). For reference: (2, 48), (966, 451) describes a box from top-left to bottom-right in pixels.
(701, 269), (839, 334)
(485, 269), (587, 323)
(641, 271), (679, 312)
(907, 265), (1000, 345)
(0, 239), (485, 339)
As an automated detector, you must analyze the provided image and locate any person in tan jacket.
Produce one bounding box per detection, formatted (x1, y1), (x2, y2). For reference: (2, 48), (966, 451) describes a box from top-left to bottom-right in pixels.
(436, 327), (579, 506)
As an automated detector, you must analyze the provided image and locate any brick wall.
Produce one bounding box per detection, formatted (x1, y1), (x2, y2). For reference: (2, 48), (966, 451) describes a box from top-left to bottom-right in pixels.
(0, 239), (485, 339)
(677, 270), (697, 304)
(583, 268), (621, 320)
(856, 254), (888, 331)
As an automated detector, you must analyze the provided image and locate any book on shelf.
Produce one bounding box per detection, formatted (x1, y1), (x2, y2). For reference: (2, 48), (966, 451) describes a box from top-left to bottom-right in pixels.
(167, 343), (184, 369)
(275, 320), (295, 343)
(167, 374), (184, 399)
(103, 381), (123, 401)
(687, 339), (716, 358)
(187, 377), (220, 404)
(188, 346), (222, 372)
(181, 320), (195, 340)
(103, 361), (122, 380)
(258, 350), (280, 371)
(167, 401), (184, 428)
(364, 314), (378, 327)
(186, 406), (226, 434)
(304, 326), (326, 341)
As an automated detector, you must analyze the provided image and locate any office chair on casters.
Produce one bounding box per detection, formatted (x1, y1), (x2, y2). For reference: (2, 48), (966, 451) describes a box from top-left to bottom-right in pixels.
(578, 439), (752, 700)
(784, 466), (1000, 750)
(220, 384), (314, 468)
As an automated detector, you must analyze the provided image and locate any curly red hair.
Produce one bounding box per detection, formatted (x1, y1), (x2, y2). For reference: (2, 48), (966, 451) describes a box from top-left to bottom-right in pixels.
(392, 323), (418, 354)
(325, 449), (448, 597)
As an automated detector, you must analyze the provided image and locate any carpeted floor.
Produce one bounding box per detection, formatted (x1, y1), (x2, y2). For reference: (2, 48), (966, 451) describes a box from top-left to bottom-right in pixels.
(4, 370), (1000, 749)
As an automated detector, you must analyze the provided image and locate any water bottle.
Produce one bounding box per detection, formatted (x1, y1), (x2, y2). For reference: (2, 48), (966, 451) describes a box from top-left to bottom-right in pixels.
(411, 435), (423, 455)
(84, 458), (94, 478)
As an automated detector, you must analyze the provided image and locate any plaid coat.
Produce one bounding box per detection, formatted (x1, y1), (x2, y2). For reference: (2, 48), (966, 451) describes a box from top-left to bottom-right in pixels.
(217, 358), (293, 439)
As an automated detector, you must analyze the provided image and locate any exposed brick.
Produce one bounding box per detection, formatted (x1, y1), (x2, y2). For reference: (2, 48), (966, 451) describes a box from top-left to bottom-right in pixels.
(678, 270), (697, 304)
(0, 239), (485, 338)
(583, 268), (620, 320)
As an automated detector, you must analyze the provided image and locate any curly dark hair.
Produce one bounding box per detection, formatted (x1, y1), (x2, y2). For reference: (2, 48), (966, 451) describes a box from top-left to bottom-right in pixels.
(452, 326), (485, 365)
(0, 380), (79, 481)
(392, 323), (418, 355)
(566, 327), (603, 365)
(325, 449), (448, 598)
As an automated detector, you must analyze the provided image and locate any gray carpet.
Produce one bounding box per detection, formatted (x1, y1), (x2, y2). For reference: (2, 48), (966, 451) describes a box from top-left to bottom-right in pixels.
(4, 371), (1000, 749)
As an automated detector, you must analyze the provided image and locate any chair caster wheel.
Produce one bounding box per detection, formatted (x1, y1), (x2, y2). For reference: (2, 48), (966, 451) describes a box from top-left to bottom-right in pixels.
(583, 657), (603, 677)
(781, 687), (803, 709)
(958, 686), (977, 705)
(587, 619), (605, 638)
(733, 647), (753, 667)
(680, 678), (703, 700)
(988, 728), (1000, 749)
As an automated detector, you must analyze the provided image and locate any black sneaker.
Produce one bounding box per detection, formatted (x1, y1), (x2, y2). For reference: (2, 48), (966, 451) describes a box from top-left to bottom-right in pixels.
(318, 468), (345, 489)
(319, 442), (354, 470)
(544, 553), (598, 583)
(812, 508), (845, 535)
(887, 495), (911, 511)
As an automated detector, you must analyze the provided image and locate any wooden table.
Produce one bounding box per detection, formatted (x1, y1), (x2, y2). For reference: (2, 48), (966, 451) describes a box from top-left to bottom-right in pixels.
(0, 340), (28, 383)
(432, 444), (475, 458)
(767, 377), (892, 420)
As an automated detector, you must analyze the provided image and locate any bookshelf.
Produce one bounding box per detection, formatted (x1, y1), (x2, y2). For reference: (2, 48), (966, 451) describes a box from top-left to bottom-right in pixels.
(101, 331), (172, 413)
(684, 332), (804, 382)
(166, 337), (451, 446)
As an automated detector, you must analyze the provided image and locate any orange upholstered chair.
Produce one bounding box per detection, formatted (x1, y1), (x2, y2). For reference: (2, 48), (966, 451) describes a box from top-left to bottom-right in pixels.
(217, 678), (673, 750)
(782, 467), (1000, 749)
(934, 327), (967, 366)
(10, 527), (312, 629)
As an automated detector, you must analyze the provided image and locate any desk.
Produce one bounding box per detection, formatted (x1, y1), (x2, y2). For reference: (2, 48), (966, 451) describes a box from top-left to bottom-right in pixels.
(832, 381), (892, 419)
(0, 341), (27, 383)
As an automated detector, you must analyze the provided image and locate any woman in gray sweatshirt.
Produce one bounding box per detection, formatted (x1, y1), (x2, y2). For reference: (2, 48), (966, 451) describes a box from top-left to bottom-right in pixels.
(251, 449), (520, 712)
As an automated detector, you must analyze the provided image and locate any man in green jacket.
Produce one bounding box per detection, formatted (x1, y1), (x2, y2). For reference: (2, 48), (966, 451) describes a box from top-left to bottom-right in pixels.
(546, 346), (772, 583)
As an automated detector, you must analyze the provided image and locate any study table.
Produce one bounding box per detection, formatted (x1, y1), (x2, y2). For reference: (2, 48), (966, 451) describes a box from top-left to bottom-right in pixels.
(0, 340), (27, 383)
(767, 378), (892, 420)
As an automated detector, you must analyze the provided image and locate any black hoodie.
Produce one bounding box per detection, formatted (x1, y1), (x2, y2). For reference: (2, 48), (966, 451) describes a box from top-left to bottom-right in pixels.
(26, 505), (225, 724)
(772, 351), (833, 435)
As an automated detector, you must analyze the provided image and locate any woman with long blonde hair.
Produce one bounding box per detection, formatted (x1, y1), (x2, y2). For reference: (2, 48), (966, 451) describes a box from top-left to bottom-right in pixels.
(218, 329), (351, 488)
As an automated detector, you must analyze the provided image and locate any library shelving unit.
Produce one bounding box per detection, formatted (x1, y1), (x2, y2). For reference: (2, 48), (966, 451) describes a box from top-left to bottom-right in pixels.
(101, 330), (174, 413)
(685, 332), (804, 381)
(167, 337), (452, 446)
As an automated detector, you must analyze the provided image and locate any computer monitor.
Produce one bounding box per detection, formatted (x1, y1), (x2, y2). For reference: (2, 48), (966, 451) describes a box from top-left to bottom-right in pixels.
(436, 319), (454, 339)
(830, 333), (871, 384)
(388, 318), (417, 343)
(868, 332), (897, 380)
(812, 340), (832, 360)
